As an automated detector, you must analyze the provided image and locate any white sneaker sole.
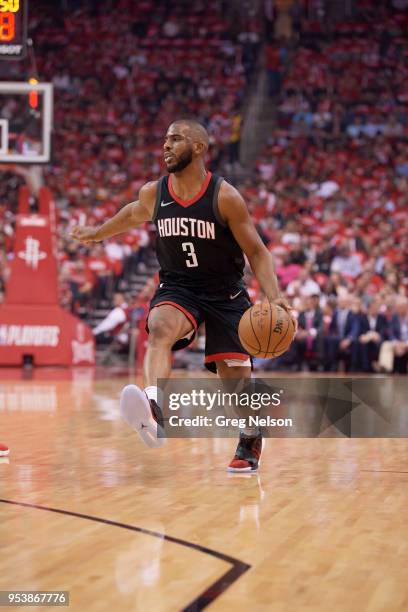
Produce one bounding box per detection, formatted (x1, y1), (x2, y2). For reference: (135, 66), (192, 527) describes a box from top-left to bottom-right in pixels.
(227, 437), (264, 472)
(120, 385), (166, 449)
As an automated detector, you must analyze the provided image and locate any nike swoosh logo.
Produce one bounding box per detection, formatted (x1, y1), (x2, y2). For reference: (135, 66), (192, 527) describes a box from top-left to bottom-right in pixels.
(161, 200), (175, 207)
(230, 290), (242, 300)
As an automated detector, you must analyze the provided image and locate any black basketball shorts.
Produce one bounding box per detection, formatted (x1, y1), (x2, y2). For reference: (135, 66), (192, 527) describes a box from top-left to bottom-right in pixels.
(148, 281), (252, 373)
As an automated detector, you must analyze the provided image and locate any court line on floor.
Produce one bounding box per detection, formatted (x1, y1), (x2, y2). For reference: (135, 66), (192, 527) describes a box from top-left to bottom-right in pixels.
(360, 470), (408, 474)
(0, 498), (250, 611)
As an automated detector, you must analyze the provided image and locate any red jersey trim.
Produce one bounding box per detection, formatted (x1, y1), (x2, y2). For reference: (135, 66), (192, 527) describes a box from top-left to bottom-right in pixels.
(152, 301), (198, 330)
(168, 171), (212, 208)
(204, 352), (250, 363)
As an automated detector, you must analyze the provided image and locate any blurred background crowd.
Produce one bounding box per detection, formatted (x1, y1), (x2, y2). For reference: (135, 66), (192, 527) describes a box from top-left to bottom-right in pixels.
(0, 0), (407, 372)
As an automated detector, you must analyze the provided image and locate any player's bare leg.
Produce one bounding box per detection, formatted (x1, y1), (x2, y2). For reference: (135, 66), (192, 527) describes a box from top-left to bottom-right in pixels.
(143, 305), (194, 385)
(217, 361), (263, 473)
(120, 305), (194, 448)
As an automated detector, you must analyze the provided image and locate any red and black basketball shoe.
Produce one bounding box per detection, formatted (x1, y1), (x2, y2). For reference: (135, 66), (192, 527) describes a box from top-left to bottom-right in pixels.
(0, 443), (10, 456)
(228, 431), (263, 472)
(120, 385), (166, 449)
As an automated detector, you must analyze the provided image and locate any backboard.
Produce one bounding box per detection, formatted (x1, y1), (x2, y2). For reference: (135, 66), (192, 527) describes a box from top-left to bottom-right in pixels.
(0, 81), (53, 163)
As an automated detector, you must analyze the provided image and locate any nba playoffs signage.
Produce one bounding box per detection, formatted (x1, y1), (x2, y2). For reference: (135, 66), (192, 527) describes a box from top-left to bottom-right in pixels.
(0, 324), (59, 346)
(0, 306), (95, 366)
(158, 377), (408, 438)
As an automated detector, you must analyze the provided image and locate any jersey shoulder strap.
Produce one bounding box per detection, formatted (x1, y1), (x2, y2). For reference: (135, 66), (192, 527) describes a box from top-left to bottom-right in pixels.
(212, 174), (226, 227)
(152, 176), (167, 222)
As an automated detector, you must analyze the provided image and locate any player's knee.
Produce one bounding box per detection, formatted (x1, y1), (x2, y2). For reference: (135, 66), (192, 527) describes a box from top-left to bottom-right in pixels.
(148, 317), (176, 346)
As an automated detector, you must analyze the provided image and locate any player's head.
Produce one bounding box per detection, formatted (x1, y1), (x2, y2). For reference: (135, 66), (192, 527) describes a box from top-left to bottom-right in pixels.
(164, 119), (209, 173)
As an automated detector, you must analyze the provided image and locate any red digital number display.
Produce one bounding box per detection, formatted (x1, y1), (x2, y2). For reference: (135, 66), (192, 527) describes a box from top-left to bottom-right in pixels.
(0, 0), (27, 59)
(0, 14), (15, 41)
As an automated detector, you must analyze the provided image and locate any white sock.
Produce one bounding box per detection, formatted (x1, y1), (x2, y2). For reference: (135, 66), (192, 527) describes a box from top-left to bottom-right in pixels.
(144, 385), (159, 405)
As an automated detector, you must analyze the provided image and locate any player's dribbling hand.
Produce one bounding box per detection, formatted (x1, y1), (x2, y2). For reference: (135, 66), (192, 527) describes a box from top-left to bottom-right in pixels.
(270, 297), (298, 333)
(70, 226), (100, 245)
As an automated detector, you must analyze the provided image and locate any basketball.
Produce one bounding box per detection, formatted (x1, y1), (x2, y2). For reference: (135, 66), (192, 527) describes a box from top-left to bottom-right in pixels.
(238, 301), (296, 358)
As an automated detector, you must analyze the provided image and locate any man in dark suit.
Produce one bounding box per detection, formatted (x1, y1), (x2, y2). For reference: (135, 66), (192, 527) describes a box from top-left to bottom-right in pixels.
(357, 299), (388, 372)
(325, 294), (360, 371)
(375, 298), (408, 373)
(294, 294), (325, 370)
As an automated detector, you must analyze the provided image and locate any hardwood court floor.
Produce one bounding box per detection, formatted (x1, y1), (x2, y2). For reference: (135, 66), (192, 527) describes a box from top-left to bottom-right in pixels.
(0, 368), (407, 612)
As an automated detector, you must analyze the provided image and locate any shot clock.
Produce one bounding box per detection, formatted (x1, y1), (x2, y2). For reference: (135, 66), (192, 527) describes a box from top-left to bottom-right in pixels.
(0, 0), (28, 59)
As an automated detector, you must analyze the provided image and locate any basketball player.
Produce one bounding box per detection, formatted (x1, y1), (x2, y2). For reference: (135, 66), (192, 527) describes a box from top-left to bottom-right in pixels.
(71, 119), (293, 472)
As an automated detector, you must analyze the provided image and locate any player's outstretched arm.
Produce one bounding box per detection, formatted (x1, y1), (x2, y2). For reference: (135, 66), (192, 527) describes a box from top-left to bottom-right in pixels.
(218, 181), (291, 312)
(70, 181), (157, 244)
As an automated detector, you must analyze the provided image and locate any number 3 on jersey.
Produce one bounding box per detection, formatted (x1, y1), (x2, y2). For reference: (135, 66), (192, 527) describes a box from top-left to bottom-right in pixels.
(182, 242), (198, 268)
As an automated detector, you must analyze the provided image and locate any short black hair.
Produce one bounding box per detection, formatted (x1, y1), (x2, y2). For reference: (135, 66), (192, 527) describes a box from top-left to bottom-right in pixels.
(171, 118), (209, 147)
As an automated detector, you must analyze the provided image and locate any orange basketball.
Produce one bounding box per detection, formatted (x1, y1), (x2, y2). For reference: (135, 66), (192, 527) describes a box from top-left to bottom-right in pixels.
(238, 301), (296, 358)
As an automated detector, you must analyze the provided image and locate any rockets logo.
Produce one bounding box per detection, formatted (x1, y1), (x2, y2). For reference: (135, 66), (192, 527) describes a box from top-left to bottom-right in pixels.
(18, 236), (47, 270)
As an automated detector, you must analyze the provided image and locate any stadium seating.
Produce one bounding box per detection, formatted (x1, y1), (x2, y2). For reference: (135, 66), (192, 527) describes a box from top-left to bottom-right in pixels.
(0, 0), (407, 372)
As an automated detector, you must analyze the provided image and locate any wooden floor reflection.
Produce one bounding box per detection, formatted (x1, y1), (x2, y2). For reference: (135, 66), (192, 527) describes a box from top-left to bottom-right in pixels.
(0, 368), (407, 612)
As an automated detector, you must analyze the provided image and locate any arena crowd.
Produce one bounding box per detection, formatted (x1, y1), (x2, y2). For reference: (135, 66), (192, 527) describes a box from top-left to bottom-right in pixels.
(0, 0), (407, 372)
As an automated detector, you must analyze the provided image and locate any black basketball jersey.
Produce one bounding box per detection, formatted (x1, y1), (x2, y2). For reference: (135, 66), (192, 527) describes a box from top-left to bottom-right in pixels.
(152, 172), (245, 290)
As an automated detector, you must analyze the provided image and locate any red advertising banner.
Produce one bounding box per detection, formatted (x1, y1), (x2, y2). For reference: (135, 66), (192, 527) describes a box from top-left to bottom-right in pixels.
(5, 214), (59, 305)
(0, 305), (95, 366)
(0, 187), (95, 366)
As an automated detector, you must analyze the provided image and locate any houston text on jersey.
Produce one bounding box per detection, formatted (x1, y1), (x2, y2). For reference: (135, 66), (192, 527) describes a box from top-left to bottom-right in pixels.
(157, 217), (216, 240)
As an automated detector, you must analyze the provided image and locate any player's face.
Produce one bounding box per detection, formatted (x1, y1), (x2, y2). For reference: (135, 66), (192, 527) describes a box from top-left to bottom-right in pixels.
(163, 129), (194, 173)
